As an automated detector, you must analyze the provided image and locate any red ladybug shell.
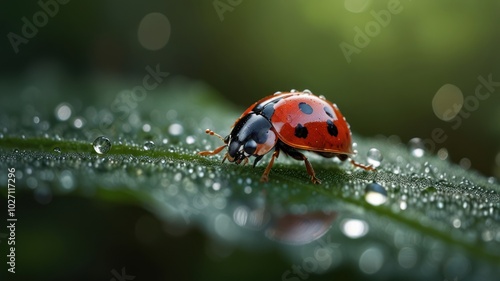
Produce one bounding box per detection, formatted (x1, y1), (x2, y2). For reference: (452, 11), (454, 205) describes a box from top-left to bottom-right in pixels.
(270, 93), (354, 155)
(234, 91), (354, 156)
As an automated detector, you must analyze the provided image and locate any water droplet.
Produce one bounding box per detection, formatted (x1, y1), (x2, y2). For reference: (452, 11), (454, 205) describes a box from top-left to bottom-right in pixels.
(366, 148), (383, 168)
(459, 158), (471, 170)
(273, 91), (282, 95)
(399, 200), (407, 210)
(341, 219), (369, 239)
(186, 136), (195, 144)
(398, 247), (417, 269)
(244, 186), (252, 194)
(93, 136), (111, 155)
(359, 248), (384, 274)
(60, 170), (74, 190)
(142, 123), (151, 132)
(290, 89), (297, 93)
(73, 117), (85, 129)
(437, 148), (449, 160)
(408, 138), (426, 158)
(55, 102), (72, 121)
(318, 95), (326, 100)
(302, 89), (312, 95)
(365, 182), (388, 206)
(53, 147), (61, 153)
(452, 218), (461, 228)
(212, 182), (221, 191)
(168, 123), (184, 136)
(143, 141), (155, 151)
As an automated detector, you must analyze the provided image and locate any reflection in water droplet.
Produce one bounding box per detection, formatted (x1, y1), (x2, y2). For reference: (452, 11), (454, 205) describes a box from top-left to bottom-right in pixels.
(365, 182), (388, 206)
(93, 136), (111, 154)
(168, 123), (184, 136)
(359, 248), (384, 274)
(266, 211), (337, 245)
(233, 206), (249, 227)
(408, 138), (426, 158)
(398, 247), (418, 269)
(341, 219), (369, 239)
(367, 148), (383, 168)
(143, 141), (155, 151)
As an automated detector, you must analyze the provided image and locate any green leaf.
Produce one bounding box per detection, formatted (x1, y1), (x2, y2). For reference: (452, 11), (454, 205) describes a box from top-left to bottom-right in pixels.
(1, 80), (499, 280)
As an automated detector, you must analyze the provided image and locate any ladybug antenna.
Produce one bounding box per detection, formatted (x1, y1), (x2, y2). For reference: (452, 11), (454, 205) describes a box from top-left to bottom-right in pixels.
(205, 129), (225, 142)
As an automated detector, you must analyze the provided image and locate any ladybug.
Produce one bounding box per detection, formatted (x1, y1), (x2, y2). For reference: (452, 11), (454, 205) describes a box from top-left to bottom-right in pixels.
(198, 90), (373, 183)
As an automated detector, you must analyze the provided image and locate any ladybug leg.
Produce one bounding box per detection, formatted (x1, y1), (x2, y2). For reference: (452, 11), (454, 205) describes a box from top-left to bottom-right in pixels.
(349, 158), (375, 171)
(198, 144), (227, 156)
(303, 155), (321, 184)
(260, 149), (280, 182)
(280, 145), (321, 184)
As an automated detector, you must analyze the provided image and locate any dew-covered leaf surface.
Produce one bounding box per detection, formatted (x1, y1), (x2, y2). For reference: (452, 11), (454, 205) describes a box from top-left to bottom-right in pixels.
(1, 80), (499, 281)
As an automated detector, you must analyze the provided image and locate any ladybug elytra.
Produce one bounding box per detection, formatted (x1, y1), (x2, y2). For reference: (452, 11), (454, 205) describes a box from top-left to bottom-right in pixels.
(199, 90), (373, 183)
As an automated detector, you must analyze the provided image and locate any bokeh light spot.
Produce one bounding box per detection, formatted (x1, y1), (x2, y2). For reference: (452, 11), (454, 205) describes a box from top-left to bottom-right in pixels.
(433, 84), (463, 121)
(344, 0), (372, 13)
(138, 12), (171, 51)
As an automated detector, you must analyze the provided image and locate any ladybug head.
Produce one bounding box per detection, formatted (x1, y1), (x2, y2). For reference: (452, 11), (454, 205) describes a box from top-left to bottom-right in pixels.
(226, 113), (277, 165)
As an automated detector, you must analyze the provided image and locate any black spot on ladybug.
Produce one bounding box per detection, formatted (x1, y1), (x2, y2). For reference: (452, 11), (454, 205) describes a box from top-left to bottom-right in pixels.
(294, 123), (308, 139)
(324, 106), (334, 118)
(326, 119), (338, 137)
(298, 102), (313, 115)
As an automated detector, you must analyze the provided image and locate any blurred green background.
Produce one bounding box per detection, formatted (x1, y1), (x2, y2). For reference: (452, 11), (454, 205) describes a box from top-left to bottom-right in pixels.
(2, 0), (500, 176)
